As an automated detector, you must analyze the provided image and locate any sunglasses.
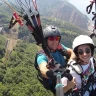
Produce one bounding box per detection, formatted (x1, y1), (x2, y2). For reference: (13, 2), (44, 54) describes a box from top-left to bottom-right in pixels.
(48, 36), (60, 41)
(78, 48), (91, 55)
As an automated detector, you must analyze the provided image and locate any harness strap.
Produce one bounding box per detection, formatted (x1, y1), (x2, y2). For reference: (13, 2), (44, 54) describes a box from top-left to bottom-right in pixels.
(35, 44), (69, 70)
(67, 58), (96, 96)
(83, 63), (91, 75)
(57, 44), (70, 59)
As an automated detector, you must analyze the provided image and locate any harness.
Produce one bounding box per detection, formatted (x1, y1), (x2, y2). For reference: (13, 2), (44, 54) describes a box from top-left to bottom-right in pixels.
(66, 57), (96, 96)
(34, 44), (70, 94)
(34, 44), (69, 69)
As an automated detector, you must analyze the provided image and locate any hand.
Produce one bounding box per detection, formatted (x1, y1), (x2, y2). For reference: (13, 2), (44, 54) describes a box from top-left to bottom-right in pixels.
(61, 77), (76, 88)
(62, 77), (76, 93)
(61, 77), (68, 87)
(67, 77), (76, 89)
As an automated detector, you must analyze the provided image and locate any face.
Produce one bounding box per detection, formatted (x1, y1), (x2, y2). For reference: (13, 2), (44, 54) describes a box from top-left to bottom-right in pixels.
(47, 36), (60, 50)
(77, 44), (91, 64)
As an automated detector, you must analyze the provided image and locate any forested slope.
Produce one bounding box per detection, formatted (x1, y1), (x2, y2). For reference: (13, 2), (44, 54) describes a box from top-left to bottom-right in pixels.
(0, 1), (95, 96)
(0, 41), (53, 96)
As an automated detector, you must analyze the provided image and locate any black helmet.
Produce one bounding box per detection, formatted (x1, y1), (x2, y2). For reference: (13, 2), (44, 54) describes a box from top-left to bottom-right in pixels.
(43, 25), (61, 39)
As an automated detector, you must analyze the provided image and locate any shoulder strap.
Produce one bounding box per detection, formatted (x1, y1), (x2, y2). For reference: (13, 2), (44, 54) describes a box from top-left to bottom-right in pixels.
(35, 44), (71, 70)
(57, 44), (70, 59)
(93, 57), (96, 63)
(34, 50), (55, 70)
(69, 63), (83, 75)
(34, 50), (45, 70)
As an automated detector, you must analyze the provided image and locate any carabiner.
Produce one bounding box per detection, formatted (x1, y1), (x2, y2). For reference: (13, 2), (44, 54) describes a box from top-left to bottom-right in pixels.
(86, 1), (94, 14)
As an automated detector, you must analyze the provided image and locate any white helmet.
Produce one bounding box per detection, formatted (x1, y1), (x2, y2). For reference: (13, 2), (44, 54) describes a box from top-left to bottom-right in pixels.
(72, 35), (94, 55)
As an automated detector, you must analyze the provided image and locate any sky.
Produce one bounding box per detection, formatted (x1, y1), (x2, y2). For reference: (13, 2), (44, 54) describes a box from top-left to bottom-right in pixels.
(68, 0), (90, 13)
(67, 0), (93, 19)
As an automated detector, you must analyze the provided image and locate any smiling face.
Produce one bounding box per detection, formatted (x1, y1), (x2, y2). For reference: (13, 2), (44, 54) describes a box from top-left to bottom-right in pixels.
(77, 44), (92, 64)
(47, 36), (60, 51)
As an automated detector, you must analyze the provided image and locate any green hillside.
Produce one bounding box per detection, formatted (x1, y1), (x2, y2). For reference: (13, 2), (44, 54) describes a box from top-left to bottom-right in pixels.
(0, 2), (95, 96)
(0, 41), (54, 96)
(0, 34), (6, 60)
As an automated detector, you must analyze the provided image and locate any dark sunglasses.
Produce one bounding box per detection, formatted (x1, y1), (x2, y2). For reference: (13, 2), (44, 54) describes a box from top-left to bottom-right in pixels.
(78, 48), (91, 55)
(48, 36), (60, 41)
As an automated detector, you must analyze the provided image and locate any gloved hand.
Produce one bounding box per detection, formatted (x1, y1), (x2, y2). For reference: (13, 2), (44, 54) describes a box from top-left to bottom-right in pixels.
(52, 65), (73, 81)
(61, 69), (73, 81)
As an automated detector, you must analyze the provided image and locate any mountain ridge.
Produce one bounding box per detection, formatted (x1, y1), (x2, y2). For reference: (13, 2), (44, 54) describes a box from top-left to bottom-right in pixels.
(0, 0), (90, 30)
(37, 0), (89, 30)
